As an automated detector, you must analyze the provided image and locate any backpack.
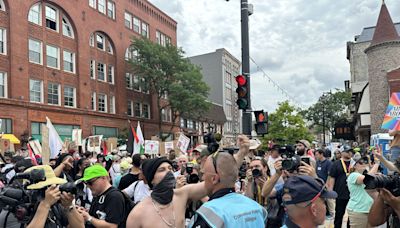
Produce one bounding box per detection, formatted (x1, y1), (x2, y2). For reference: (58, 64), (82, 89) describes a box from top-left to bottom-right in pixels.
(107, 188), (136, 227)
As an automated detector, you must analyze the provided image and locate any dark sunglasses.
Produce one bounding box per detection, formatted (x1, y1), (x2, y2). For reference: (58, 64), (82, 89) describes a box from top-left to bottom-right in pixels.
(211, 151), (234, 174)
(84, 177), (99, 186)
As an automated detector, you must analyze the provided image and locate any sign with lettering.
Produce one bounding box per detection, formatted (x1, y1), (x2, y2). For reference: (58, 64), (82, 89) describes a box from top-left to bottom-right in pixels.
(177, 133), (190, 154)
(145, 140), (159, 155)
(382, 93), (400, 130)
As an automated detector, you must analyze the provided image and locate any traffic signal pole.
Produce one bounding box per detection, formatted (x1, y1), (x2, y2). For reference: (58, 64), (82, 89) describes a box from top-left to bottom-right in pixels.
(241, 0), (252, 136)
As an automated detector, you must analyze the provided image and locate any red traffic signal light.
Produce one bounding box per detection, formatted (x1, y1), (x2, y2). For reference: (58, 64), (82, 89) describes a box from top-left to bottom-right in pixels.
(235, 75), (246, 86)
(236, 75), (249, 110)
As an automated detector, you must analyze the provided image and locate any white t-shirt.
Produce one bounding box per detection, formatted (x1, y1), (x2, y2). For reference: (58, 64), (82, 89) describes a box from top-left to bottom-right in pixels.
(109, 163), (120, 183)
(123, 180), (150, 204)
(1, 164), (15, 183)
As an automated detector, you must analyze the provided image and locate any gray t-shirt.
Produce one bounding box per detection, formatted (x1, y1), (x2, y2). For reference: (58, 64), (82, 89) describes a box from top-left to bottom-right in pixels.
(0, 210), (22, 228)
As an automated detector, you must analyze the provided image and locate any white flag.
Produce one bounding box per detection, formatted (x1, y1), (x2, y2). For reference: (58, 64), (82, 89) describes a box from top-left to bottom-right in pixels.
(134, 122), (145, 154)
(46, 117), (63, 159)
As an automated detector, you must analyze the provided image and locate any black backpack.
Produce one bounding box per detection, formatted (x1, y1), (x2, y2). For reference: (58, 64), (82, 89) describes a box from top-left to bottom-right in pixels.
(107, 188), (136, 227)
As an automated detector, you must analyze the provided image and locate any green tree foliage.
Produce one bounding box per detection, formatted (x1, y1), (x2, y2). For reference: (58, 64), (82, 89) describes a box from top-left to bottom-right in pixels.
(263, 101), (313, 145)
(128, 38), (210, 140)
(301, 89), (352, 135)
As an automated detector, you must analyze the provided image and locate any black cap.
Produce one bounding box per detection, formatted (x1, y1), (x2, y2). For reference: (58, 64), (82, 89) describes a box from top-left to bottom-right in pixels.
(342, 145), (353, 153)
(283, 175), (337, 205)
(141, 157), (172, 189)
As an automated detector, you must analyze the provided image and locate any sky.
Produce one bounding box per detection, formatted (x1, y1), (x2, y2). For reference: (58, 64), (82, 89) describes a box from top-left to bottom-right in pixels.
(150, 0), (400, 112)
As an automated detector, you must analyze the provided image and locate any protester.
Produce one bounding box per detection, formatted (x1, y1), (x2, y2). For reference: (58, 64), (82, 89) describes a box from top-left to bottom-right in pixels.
(281, 175), (338, 228)
(296, 139), (316, 167)
(315, 149), (332, 182)
(109, 155), (121, 184)
(191, 145), (207, 164)
(245, 156), (270, 207)
(346, 155), (380, 228)
(389, 129), (400, 162)
(73, 157), (90, 180)
(118, 154), (141, 190)
(77, 164), (126, 228)
(123, 160), (150, 204)
(333, 149), (342, 161)
(54, 153), (75, 182)
(327, 146), (352, 228)
(267, 145), (284, 186)
(174, 154), (188, 177)
(113, 160), (132, 188)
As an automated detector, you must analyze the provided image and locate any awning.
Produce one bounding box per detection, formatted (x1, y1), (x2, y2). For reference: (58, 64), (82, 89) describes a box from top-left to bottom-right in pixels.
(1, 134), (20, 144)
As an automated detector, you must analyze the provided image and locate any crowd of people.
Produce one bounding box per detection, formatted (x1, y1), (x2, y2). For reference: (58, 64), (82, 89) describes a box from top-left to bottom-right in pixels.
(0, 134), (399, 228)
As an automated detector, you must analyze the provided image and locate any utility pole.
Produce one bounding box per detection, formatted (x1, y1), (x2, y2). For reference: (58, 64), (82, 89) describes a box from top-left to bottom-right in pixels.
(241, 0), (252, 136)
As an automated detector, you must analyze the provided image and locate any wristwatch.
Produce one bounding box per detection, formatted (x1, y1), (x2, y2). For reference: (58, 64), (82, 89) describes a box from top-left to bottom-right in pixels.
(87, 216), (93, 224)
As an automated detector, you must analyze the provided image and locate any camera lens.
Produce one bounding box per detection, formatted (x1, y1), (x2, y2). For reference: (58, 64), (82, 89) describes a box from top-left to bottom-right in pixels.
(252, 169), (262, 178)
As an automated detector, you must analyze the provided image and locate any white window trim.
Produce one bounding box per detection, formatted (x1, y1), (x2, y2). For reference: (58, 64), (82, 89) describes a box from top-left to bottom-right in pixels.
(28, 3), (42, 25)
(0, 28), (6, 55)
(45, 5), (59, 32)
(110, 95), (115, 114)
(28, 39), (43, 65)
(107, 1), (115, 19)
(64, 86), (76, 108)
(30, 79), (44, 103)
(98, 93), (107, 112)
(47, 83), (61, 106)
(89, 34), (95, 47)
(63, 50), (75, 74)
(96, 34), (105, 51)
(97, 0), (106, 14)
(97, 62), (106, 82)
(62, 16), (74, 39)
(127, 100), (133, 116)
(125, 12), (132, 29)
(142, 103), (150, 119)
(108, 65), (114, 84)
(46, 45), (60, 70)
(0, 0), (5, 11)
(0, 72), (7, 98)
(92, 92), (96, 111)
(89, 0), (96, 9)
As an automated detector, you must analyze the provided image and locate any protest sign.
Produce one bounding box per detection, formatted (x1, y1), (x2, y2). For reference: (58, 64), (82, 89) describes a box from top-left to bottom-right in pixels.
(41, 124), (50, 165)
(88, 135), (103, 154)
(106, 137), (118, 152)
(176, 133), (190, 154)
(164, 141), (174, 154)
(145, 140), (159, 155)
(72, 129), (82, 146)
(0, 139), (10, 155)
(382, 93), (400, 130)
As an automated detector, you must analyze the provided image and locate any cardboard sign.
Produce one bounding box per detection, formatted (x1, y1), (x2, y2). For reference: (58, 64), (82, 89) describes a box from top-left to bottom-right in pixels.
(382, 93), (400, 130)
(72, 129), (82, 146)
(106, 137), (118, 152)
(176, 133), (190, 154)
(88, 135), (103, 154)
(0, 139), (10, 155)
(164, 141), (174, 154)
(41, 124), (50, 165)
(145, 140), (159, 155)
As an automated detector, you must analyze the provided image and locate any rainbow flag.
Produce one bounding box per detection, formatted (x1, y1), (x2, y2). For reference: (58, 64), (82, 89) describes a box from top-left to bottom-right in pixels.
(382, 93), (400, 130)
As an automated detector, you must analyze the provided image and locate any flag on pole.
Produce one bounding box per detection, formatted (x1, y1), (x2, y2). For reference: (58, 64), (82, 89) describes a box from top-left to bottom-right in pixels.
(102, 140), (108, 156)
(134, 122), (145, 155)
(46, 117), (63, 159)
(127, 123), (134, 154)
(28, 143), (38, 166)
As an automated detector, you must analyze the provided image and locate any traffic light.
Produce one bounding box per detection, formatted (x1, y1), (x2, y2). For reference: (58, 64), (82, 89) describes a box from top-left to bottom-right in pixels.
(254, 110), (268, 135)
(236, 75), (249, 110)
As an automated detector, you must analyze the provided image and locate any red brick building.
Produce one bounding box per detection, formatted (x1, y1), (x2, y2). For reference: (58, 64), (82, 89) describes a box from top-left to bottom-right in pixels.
(0, 0), (178, 143)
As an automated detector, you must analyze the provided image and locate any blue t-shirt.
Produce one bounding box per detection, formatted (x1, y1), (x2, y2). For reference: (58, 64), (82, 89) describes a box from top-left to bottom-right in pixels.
(316, 159), (332, 182)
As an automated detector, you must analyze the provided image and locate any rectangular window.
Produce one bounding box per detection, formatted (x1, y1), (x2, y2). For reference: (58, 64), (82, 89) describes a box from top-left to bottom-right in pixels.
(47, 82), (60, 105)
(93, 126), (118, 138)
(156, 31), (161, 45)
(125, 73), (133, 89)
(0, 28), (5, 55)
(141, 78), (149, 94)
(180, 119), (185, 128)
(91, 92), (96, 111)
(90, 60), (95, 79)
(107, 1), (115, 19)
(125, 12), (132, 29)
(0, 72), (6, 98)
(28, 4), (41, 25)
(96, 34), (104, 50)
(29, 39), (42, 64)
(98, 0), (105, 14)
(127, 101), (132, 116)
(0, 118), (12, 134)
(133, 75), (140, 91)
(64, 86), (75, 107)
(108, 65), (114, 84)
(46, 45), (59, 68)
(109, 95), (115, 114)
(141, 22), (149, 38)
(133, 17), (141, 33)
(45, 6), (58, 31)
(89, 0), (96, 8)
(142, 103), (150, 119)
(98, 94), (107, 112)
(134, 102), (141, 117)
(30, 79), (43, 103)
(63, 50), (74, 73)
(97, 62), (105, 81)
(161, 108), (172, 122)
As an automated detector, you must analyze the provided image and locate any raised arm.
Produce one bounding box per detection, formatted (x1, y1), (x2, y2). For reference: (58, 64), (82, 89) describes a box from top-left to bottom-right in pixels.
(234, 135), (251, 167)
(178, 181), (208, 202)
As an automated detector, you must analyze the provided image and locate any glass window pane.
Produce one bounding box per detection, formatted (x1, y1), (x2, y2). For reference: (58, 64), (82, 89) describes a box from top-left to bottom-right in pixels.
(63, 51), (74, 72)
(46, 45), (58, 68)
(29, 39), (41, 64)
(28, 4), (41, 25)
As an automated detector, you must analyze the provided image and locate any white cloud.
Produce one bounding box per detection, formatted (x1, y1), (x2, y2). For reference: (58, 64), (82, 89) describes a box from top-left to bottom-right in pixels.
(150, 0), (400, 111)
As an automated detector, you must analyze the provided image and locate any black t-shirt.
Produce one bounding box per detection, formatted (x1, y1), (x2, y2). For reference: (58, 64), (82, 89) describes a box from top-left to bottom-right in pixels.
(118, 173), (139, 190)
(87, 187), (125, 228)
(329, 159), (350, 200)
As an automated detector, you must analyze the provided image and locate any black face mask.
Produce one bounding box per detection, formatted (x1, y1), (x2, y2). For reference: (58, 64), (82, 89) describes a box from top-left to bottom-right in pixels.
(151, 171), (176, 205)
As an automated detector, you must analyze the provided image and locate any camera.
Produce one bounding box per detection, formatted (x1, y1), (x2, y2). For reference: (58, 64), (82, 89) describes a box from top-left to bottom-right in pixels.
(59, 182), (79, 195)
(279, 145), (302, 172)
(252, 168), (262, 178)
(204, 132), (222, 154)
(171, 161), (179, 171)
(185, 163), (199, 184)
(363, 173), (400, 197)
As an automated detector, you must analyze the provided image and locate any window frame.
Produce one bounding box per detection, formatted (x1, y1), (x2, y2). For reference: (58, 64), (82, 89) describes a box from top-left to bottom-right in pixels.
(97, 0), (106, 14)
(45, 5), (59, 32)
(46, 44), (60, 69)
(63, 50), (75, 73)
(107, 1), (115, 19)
(47, 82), (61, 106)
(107, 65), (114, 84)
(62, 17), (74, 38)
(125, 73), (133, 89)
(91, 92), (96, 111)
(96, 34), (105, 50)
(127, 100), (133, 116)
(29, 79), (43, 103)
(28, 39), (43, 65)
(97, 62), (106, 82)
(109, 95), (115, 114)
(0, 0), (5, 12)
(141, 22), (149, 38)
(0, 28), (6, 55)
(64, 86), (76, 108)
(133, 17), (141, 33)
(0, 72), (7, 98)
(124, 12), (132, 29)
(28, 3), (41, 25)
(142, 103), (150, 119)
(89, 0), (97, 9)
(98, 93), (107, 112)
(90, 60), (96, 79)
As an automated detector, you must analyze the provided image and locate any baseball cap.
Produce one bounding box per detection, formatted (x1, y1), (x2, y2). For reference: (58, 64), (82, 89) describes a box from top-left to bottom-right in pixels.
(283, 175), (337, 205)
(25, 165), (67, 190)
(80, 164), (109, 182)
(341, 145), (353, 153)
(296, 140), (310, 148)
(193, 145), (207, 153)
(120, 160), (133, 171)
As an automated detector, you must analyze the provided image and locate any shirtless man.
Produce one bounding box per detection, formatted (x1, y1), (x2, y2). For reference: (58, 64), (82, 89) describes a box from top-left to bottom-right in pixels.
(127, 135), (251, 228)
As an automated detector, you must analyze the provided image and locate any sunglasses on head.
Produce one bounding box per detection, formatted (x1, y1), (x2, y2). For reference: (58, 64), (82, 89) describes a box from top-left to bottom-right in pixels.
(211, 151), (234, 174)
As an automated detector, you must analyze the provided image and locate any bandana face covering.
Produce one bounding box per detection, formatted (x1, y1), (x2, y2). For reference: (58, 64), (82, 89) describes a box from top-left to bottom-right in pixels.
(151, 171), (176, 205)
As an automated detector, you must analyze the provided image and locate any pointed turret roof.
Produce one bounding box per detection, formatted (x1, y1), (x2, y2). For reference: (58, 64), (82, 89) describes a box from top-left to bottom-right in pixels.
(370, 1), (400, 46)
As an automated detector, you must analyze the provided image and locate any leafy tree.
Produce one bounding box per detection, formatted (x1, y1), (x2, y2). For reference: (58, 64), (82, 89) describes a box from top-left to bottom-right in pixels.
(263, 101), (313, 145)
(301, 89), (352, 135)
(128, 38), (210, 140)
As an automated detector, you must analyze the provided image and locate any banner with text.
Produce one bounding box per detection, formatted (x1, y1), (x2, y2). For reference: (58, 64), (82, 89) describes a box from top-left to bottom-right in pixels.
(382, 93), (400, 130)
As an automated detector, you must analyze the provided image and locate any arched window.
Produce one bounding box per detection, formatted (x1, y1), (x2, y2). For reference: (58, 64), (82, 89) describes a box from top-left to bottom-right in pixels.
(90, 32), (114, 55)
(28, 3), (41, 25)
(0, 0), (5, 11)
(62, 17), (74, 38)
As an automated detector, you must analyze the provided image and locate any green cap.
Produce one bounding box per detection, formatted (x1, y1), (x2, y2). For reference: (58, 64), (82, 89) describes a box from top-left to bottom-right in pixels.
(80, 165), (108, 181)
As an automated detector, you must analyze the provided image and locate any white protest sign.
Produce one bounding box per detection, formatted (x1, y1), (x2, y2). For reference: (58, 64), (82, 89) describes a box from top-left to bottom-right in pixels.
(145, 140), (159, 155)
(176, 133), (190, 154)
(164, 141), (174, 154)
(87, 135), (103, 154)
(72, 129), (82, 146)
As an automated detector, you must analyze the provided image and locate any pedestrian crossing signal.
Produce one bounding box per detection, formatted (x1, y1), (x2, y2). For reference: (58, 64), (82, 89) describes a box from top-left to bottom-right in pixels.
(254, 110), (268, 135)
